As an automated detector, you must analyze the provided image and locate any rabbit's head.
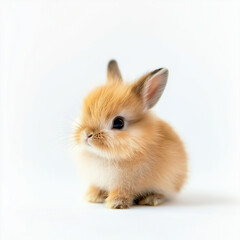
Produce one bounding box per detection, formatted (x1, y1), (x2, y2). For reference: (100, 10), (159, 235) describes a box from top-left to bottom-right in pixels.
(74, 60), (168, 160)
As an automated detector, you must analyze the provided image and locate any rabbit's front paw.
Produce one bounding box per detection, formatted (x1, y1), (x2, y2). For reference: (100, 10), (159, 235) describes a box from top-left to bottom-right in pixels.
(106, 190), (133, 209)
(105, 197), (131, 209)
(85, 185), (108, 203)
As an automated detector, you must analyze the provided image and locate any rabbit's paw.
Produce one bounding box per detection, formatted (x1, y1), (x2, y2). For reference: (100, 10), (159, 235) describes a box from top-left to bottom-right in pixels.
(136, 193), (165, 206)
(106, 190), (132, 209)
(85, 186), (108, 203)
(105, 197), (132, 209)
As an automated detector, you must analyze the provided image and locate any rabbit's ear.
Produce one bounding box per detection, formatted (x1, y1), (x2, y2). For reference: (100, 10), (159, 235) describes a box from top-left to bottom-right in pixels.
(107, 60), (123, 83)
(132, 68), (168, 110)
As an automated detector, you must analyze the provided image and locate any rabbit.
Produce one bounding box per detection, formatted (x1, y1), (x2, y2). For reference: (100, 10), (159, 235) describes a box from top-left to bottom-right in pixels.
(73, 60), (188, 209)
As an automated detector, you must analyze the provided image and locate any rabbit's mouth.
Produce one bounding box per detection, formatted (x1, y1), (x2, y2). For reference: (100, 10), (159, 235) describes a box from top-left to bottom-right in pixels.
(85, 138), (92, 147)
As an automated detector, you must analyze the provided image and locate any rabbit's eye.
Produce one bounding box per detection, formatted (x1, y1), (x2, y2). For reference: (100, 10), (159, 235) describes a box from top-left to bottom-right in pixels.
(112, 117), (124, 129)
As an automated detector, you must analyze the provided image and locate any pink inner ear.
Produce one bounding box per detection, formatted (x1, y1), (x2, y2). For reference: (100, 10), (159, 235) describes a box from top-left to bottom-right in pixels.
(146, 77), (159, 101)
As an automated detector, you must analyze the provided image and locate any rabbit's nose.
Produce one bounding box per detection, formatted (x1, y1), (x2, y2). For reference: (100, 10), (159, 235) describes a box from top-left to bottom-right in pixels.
(87, 133), (93, 138)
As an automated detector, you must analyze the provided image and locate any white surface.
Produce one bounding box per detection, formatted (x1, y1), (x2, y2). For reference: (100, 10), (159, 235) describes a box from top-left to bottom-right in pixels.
(1, 191), (240, 240)
(1, 0), (240, 239)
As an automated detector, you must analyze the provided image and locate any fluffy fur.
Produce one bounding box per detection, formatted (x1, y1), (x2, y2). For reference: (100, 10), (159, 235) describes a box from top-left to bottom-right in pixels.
(73, 60), (187, 209)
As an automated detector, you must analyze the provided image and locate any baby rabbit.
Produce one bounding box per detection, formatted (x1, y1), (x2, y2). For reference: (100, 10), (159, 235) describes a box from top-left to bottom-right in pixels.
(74, 60), (187, 209)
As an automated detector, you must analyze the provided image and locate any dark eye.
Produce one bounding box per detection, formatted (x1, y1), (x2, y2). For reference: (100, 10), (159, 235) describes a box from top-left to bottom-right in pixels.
(112, 117), (124, 129)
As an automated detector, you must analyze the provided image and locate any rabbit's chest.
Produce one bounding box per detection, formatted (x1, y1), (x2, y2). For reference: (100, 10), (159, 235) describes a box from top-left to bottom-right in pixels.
(91, 162), (121, 190)
(80, 157), (126, 190)
(79, 153), (134, 190)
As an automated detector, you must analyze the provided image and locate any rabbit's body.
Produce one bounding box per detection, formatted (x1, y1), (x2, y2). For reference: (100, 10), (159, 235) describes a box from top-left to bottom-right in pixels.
(74, 60), (187, 208)
(78, 115), (187, 196)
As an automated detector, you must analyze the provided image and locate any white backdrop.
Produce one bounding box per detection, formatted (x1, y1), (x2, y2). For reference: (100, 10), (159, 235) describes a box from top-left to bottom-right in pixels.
(1, 1), (240, 240)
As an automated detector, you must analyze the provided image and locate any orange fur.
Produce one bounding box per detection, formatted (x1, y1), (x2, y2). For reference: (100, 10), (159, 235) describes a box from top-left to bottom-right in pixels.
(74, 60), (188, 209)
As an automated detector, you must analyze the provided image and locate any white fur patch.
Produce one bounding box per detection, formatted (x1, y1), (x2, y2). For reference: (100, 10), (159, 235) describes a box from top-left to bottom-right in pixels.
(76, 148), (121, 191)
